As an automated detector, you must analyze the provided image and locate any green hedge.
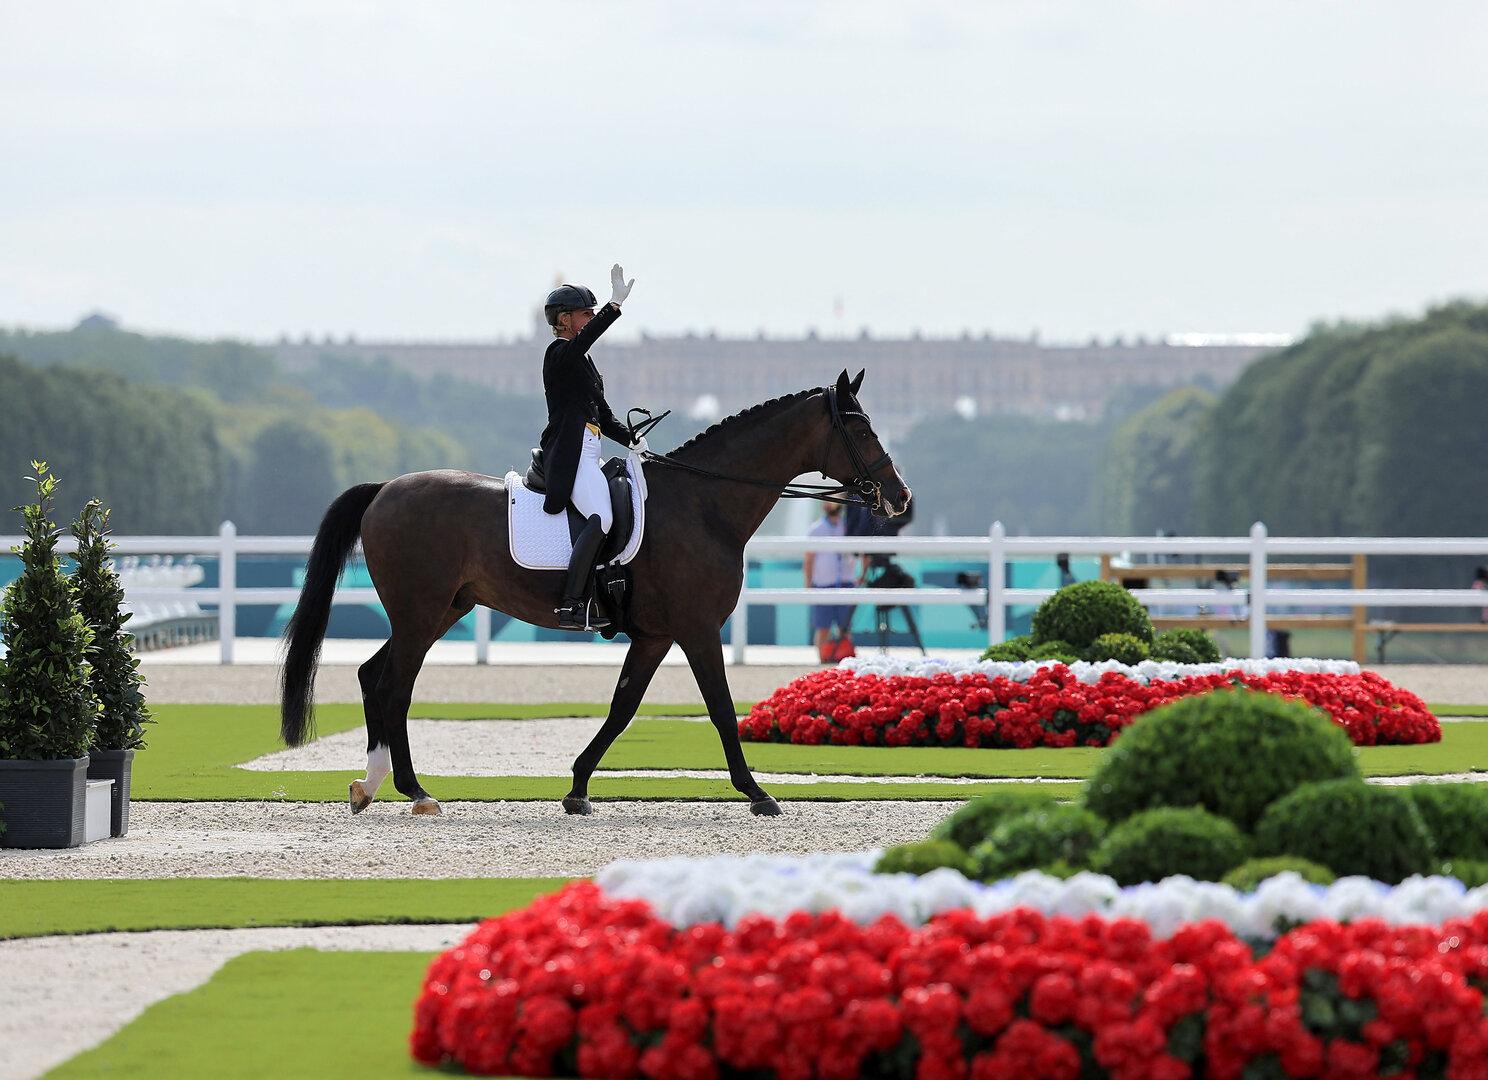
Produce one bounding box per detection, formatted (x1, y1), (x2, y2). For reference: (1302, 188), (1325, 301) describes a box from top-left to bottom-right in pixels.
(1083, 632), (1151, 665)
(1402, 785), (1488, 861)
(1221, 856), (1336, 891)
(1089, 806), (1249, 885)
(971, 806), (1107, 881)
(1254, 780), (1437, 884)
(1152, 628), (1222, 664)
(929, 791), (1061, 850)
(1032, 580), (1154, 650)
(874, 839), (974, 877)
(1083, 689), (1360, 830)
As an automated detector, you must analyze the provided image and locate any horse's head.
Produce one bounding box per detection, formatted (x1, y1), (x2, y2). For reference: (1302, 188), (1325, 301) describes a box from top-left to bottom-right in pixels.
(816, 369), (912, 518)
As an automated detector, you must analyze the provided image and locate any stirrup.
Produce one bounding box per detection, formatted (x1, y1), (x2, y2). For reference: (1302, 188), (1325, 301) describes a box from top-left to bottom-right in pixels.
(555, 598), (610, 632)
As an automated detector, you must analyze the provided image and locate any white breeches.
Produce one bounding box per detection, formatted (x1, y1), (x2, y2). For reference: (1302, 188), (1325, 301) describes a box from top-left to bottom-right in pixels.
(571, 429), (613, 533)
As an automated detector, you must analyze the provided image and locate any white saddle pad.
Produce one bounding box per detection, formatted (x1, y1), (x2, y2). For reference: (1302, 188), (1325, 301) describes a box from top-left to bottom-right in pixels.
(505, 451), (647, 571)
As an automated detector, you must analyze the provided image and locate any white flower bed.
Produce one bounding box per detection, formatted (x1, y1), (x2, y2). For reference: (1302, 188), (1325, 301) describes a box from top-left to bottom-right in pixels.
(840, 655), (1361, 685)
(595, 852), (1488, 941)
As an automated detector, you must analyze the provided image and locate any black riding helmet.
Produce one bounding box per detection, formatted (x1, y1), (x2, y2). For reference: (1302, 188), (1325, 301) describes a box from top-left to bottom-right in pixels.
(544, 283), (597, 327)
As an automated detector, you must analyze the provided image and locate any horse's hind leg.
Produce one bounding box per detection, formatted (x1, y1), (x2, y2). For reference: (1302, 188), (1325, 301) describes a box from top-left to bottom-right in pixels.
(348, 640), (392, 814)
(380, 599), (473, 816)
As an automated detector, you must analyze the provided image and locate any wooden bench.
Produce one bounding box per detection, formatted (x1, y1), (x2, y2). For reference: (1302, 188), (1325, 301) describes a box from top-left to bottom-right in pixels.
(1365, 621), (1488, 663)
(1101, 554), (1369, 660)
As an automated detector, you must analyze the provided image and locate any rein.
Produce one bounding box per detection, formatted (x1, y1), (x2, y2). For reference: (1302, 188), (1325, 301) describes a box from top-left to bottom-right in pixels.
(625, 390), (895, 509)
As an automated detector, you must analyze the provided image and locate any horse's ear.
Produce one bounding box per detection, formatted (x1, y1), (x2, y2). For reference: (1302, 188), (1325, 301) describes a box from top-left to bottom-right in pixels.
(835, 369), (851, 396)
(850, 369), (865, 395)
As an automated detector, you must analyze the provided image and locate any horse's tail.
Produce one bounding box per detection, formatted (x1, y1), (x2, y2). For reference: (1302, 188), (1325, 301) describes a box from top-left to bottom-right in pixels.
(280, 482), (384, 747)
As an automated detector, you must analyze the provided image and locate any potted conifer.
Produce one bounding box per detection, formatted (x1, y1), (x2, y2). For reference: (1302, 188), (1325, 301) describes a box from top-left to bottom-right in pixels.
(74, 499), (150, 837)
(0, 463), (99, 848)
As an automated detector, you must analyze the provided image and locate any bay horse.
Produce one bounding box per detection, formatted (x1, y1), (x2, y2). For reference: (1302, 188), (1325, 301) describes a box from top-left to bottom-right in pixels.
(278, 369), (911, 817)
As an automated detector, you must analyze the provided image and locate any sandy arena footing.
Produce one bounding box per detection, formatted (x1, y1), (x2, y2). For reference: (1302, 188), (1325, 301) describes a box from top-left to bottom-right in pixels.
(0, 800), (962, 881)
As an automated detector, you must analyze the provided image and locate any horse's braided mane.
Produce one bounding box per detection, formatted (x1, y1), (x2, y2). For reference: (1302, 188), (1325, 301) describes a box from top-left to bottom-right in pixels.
(669, 386), (824, 457)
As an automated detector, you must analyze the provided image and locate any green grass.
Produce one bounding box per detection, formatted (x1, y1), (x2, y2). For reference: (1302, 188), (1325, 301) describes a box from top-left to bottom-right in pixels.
(129, 702), (1481, 805)
(602, 719), (1108, 777)
(0, 877), (570, 940)
(47, 950), (448, 1080)
(132, 704), (1081, 801)
(1431, 704), (1488, 717)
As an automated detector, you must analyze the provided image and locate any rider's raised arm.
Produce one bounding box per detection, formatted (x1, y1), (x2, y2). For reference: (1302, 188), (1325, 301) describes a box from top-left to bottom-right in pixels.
(551, 302), (621, 366)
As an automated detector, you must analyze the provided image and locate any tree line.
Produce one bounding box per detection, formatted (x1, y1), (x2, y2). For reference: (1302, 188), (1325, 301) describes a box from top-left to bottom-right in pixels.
(5, 303), (1484, 540)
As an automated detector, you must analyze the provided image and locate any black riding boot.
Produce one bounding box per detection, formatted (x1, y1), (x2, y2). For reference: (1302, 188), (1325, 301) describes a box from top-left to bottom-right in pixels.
(556, 514), (611, 631)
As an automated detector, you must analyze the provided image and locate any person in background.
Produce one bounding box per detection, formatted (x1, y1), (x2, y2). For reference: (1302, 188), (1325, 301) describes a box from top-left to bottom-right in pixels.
(1056, 553), (1076, 587)
(1473, 565), (1488, 623)
(805, 502), (860, 662)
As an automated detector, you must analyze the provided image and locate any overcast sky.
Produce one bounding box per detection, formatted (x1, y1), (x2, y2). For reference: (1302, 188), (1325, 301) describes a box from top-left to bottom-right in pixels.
(3, 1), (1485, 343)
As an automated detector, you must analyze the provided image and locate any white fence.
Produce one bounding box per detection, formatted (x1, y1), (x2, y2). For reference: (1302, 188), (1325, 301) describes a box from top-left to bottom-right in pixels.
(3, 521), (1486, 665)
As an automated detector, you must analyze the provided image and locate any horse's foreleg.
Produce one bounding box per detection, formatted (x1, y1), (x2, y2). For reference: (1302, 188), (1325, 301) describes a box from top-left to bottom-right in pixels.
(565, 633), (673, 815)
(680, 633), (781, 816)
(349, 640), (392, 814)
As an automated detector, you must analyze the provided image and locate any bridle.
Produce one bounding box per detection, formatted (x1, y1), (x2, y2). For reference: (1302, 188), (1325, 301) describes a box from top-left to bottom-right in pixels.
(627, 387), (898, 510)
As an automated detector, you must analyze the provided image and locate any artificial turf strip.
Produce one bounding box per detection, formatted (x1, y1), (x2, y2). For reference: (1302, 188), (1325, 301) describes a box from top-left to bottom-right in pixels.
(47, 950), (451, 1080)
(0, 877), (570, 940)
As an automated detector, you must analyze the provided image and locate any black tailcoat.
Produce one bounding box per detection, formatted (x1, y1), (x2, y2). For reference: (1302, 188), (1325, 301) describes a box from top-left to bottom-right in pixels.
(538, 302), (631, 514)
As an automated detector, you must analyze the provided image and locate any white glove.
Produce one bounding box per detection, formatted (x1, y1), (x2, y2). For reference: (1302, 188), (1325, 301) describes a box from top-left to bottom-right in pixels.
(609, 263), (634, 306)
(629, 435), (650, 454)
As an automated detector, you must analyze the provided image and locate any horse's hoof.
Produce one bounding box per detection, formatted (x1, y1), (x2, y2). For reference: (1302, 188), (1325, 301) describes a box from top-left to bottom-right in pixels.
(750, 796), (783, 817)
(348, 781), (372, 815)
(562, 796), (593, 816)
(411, 797), (442, 816)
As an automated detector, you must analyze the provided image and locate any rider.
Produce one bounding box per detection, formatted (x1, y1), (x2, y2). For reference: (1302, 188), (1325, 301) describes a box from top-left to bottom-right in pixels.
(539, 264), (643, 630)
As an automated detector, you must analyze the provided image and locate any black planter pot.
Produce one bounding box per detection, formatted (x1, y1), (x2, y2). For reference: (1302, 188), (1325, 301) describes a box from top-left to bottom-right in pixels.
(0, 756), (88, 849)
(86, 749), (135, 837)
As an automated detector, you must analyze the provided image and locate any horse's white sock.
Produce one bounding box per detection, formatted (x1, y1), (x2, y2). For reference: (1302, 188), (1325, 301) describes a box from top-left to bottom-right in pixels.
(363, 743), (392, 795)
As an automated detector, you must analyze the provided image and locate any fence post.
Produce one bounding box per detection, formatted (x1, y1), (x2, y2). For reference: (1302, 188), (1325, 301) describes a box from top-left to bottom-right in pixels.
(474, 606), (491, 664)
(1248, 521), (1268, 659)
(988, 521), (1006, 647)
(218, 521), (237, 665)
(730, 553), (748, 665)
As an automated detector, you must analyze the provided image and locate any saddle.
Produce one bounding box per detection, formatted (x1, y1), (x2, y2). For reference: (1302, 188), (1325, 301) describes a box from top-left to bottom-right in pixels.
(505, 449), (647, 636)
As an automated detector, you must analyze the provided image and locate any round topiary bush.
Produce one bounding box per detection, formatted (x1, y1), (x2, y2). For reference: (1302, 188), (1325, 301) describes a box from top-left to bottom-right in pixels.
(873, 839), (974, 877)
(1152, 628), (1222, 664)
(1221, 856), (1336, 891)
(1402, 785), (1488, 861)
(980, 635), (1034, 662)
(1083, 632), (1151, 665)
(1254, 780), (1437, 884)
(1083, 689), (1360, 831)
(1028, 640), (1080, 663)
(971, 805), (1108, 881)
(929, 791), (1060, 850)
(1031, 580), (1154, 651)
(1088, 806), (1250, 885)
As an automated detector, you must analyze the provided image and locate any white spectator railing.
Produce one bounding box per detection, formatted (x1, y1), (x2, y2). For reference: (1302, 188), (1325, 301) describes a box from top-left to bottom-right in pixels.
(2, 521), (1485, 665)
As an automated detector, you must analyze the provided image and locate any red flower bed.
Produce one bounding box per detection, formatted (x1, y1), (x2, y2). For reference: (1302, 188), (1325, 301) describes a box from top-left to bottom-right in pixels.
(738, 666), (1439, 749)
(412, 882), (1488, 1079)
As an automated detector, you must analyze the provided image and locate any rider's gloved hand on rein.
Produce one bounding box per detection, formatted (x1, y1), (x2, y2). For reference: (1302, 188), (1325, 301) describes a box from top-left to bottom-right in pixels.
(609, 264), (634, 306)
(629, 435), (650, 455)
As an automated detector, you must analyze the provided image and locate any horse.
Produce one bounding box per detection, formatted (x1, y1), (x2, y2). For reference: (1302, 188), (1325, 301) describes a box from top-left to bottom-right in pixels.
(278, 368), (911, 817)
